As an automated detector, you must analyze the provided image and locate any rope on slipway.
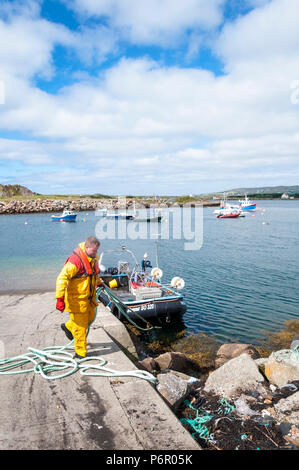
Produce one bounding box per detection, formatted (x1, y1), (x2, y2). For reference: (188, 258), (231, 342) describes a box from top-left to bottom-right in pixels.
(0, 297), (157, 384)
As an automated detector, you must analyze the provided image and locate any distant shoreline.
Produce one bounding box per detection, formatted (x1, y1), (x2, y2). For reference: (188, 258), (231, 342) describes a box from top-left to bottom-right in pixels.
(0, 196), (297, 215)
(0, 198), (219, 215)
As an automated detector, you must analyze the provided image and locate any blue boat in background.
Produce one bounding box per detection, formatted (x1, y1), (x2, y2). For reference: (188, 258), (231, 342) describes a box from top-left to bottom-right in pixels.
(239, 194), (257, 211)
(51, 209), (77, 222)
(214, 193), (257, 215)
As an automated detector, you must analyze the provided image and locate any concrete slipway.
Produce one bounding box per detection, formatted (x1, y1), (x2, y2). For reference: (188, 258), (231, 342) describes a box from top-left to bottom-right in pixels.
(0, 292), (200, 451)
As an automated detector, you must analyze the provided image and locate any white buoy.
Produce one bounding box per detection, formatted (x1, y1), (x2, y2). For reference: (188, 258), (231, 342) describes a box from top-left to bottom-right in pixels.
(170, 276), (185, 290)
(151, 267), (163, 279)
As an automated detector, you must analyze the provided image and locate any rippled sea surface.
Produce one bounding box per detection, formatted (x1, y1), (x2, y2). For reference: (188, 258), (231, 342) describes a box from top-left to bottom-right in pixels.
(0, 200), (298, 344)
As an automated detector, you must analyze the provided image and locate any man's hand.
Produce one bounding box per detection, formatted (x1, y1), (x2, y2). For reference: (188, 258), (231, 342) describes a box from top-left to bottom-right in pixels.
(56, 296), (65, 312)
(96, 277), (105, 288)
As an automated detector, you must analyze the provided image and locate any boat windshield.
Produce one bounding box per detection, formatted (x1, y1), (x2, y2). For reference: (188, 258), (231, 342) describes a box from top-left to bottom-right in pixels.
(99, 246), (139, 271)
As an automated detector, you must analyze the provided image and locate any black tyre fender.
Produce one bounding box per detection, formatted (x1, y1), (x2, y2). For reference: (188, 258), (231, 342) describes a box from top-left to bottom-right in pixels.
(112, 304), (123, 320)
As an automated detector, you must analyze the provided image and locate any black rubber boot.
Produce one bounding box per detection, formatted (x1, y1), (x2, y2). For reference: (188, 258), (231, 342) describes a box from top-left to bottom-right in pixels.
(60, 323), (73, 341)
(74, 353), (85, 360)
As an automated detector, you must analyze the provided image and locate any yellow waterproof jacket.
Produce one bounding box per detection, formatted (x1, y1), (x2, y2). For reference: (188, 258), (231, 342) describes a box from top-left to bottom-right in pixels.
(56, 242), (99, 314)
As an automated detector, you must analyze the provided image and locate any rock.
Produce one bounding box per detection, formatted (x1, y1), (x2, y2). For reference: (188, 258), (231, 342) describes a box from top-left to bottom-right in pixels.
(245, 389), (261, 399)
(278, 422), (292, 436)
(215, 343), (260, 369)
(274, 392), (299, 426)
(264, 349), (299, 387)
(204, 353), (266, 398)
(156, 372), (191, 411)
(137, 357), (160, 373)
(266, 407), (276, 417)
(234, 395), (258, 418)
(264, 398), (273, 405)
(291, 337), (299, 350)
(155, 352), (199, 374)
(162, 369), (199, 383)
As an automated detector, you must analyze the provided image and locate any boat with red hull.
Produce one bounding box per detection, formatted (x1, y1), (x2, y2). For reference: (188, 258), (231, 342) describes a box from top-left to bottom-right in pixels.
(217, 211), (241, 218)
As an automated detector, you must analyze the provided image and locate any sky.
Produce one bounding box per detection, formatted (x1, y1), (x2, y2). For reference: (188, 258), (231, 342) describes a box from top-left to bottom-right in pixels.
(0, 0), (299, 196)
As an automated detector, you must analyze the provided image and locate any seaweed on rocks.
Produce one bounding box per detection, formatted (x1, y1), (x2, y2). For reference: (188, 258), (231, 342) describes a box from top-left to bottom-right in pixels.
(177, 380), (299, 450)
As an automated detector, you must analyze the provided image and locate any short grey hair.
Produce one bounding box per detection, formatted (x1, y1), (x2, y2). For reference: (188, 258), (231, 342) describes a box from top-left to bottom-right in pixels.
(85, 236), (100, 248)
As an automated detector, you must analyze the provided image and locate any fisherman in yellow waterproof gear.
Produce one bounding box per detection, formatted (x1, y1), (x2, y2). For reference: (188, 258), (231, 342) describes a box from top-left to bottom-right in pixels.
(56, 236), (104, 359)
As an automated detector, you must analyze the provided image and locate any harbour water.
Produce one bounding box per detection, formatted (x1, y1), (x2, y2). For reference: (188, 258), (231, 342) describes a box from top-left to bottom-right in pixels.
(0, 200), (298, 344)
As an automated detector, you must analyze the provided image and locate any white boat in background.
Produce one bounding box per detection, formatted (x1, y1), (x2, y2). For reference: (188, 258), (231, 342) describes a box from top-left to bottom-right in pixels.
(105, 210), (135, 220)
(132, 202), (162, 222)
(99, 202), (163, 222)
(96, 208), (107, 217)
(214, 193), (255, 216)
(216, 207), (241, 218)
(213, 195), (240, 216)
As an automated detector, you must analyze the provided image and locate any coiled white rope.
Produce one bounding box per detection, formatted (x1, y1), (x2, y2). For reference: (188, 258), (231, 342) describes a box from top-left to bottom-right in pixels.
(0, 344), (157, 383)
(0, 299), (157, 384)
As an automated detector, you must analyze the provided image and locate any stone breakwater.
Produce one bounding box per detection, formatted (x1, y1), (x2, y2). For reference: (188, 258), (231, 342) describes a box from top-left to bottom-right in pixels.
(0, 198), (217, 215)
(0, 198), (111, 214)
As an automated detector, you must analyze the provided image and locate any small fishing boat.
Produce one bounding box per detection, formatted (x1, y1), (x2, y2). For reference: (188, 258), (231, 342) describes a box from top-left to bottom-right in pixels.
(239, 194), (256, 211)
(96, 208), (107, 217)
(216, 208), (241, 218)
(130, 202), (162, 222)
(97, 246), (186, 325)
(213, 195), (239, 215)
(132, 214), (162, 222)
(105, 210), (135, 220)
(51, 209), (77, 222)
(214, 194), (253, 216)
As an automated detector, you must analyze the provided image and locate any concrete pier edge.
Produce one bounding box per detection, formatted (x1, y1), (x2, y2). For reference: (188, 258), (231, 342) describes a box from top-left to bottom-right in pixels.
(0, 292), (201, 451)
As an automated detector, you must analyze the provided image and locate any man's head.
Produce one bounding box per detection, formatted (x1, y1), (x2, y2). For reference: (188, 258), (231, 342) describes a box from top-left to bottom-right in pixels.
(84, 236), (100, 258)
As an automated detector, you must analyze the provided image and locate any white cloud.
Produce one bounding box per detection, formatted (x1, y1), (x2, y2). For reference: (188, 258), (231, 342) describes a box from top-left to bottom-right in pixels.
(1, 0), (299, 194)
(217, 0), (299, 68)
(0, 0), (41, 21)
(0, 137), (56, 165)
(0, 2), (118, 83)
(71, 25), (119, 66)
(0, 16), (65, 79)
(1, 49), (299, 186)
(0, 80), (5, 104)
(65, 0), (225, 46)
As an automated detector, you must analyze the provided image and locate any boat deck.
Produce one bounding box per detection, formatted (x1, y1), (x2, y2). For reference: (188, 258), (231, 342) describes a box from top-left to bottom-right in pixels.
(99, 272), (186, 323)
(101, 275), (174, 303)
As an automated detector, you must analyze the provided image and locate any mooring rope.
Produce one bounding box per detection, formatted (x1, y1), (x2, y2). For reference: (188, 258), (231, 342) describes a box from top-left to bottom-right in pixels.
(99, 286), (162, 332)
